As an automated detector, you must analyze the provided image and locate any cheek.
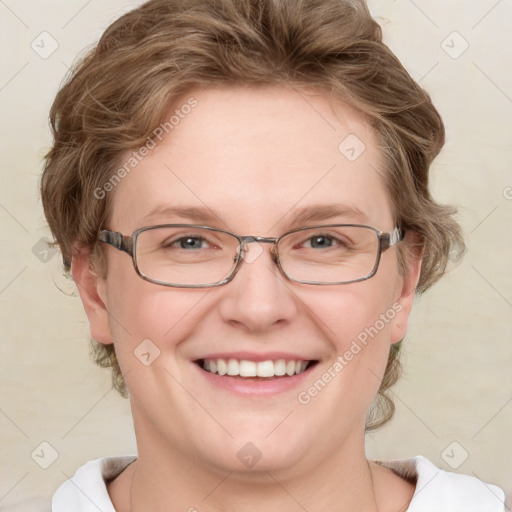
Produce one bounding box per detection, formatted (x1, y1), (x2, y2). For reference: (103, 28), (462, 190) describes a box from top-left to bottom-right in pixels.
(104, 265), (208, 376)
(307, 273), (400, 351)
(298, 270), (401, 407)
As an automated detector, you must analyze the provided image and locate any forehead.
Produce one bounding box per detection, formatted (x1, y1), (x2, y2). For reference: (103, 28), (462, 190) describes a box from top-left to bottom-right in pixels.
(111, 86), (394, 233)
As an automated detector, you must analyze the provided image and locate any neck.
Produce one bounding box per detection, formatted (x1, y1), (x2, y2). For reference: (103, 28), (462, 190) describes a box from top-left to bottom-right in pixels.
(117, 430), (381, 512)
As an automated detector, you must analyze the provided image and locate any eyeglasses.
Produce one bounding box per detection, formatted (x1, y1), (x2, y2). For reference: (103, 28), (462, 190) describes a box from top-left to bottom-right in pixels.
(98, 224), (404, 288)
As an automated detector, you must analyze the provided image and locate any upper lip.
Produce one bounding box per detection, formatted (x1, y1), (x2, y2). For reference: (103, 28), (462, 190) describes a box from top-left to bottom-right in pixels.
(194, 351), (316, 362)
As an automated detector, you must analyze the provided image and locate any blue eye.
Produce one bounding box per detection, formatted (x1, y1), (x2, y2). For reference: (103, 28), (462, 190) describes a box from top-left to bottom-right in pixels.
(305, 235), (335, 248)
(302, 234), (349, 249)
(170, 236), (210, 250)
(160, 235), (213, 250)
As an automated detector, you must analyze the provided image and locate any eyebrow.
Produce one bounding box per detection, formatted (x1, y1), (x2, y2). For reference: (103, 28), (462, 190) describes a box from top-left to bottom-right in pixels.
(286, 204), (368, 226)
(141, 204), (369, 228)
(142, 205), (224, 225)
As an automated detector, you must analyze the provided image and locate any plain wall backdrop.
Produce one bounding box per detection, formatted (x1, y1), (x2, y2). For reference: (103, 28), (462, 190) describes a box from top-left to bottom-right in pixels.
(0, 0), (511, 508)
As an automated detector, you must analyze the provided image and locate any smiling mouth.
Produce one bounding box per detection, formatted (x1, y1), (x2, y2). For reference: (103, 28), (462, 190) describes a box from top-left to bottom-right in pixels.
(195, 358), (318, 379)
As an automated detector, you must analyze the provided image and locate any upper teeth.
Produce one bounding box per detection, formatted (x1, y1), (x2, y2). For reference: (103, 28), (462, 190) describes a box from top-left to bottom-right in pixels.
(202, 359), (309, 377)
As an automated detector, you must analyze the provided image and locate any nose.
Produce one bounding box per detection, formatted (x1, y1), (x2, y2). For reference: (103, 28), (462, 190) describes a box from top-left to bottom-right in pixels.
(217, 240), (299, 334)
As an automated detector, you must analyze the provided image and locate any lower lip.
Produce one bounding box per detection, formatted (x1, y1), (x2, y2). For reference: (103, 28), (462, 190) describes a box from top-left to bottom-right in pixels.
(193, 362), (314, 397)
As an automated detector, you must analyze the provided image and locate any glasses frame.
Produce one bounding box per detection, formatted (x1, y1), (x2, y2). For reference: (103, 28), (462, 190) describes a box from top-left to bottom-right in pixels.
(98, 223), (404, 288)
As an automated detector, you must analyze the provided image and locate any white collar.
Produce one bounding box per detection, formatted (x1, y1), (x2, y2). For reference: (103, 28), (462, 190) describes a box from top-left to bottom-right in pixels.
(376, 456), (506, 511)
(52, 455), (506, 512)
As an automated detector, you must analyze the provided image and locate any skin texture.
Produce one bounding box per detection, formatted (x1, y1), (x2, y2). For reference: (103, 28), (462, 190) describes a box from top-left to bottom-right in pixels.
(73, 86), (420, 511)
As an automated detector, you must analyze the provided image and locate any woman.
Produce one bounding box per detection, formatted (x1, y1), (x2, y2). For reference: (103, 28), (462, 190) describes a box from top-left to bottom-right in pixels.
(40, 0), (508, 510)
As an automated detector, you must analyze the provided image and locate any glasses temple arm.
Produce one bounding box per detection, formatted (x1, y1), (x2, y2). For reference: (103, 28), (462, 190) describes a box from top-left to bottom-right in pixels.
(98, 230), (134, 255)
(380, 227), (405, 251)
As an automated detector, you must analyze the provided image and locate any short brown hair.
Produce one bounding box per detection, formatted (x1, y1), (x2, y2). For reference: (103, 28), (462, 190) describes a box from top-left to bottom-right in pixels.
(41, 0), (464, 430)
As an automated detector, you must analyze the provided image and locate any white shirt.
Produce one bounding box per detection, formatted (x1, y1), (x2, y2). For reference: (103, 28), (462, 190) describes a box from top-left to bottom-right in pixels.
(13, 455), (510, 511)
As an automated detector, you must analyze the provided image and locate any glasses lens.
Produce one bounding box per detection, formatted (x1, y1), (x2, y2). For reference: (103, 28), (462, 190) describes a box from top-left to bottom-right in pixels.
(278, 225), (379, 284)
(135, 226), (239, 286)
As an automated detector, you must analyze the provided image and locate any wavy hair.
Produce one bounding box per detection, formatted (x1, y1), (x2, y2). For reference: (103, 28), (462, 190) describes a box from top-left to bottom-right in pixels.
(41, 0), (465, 430)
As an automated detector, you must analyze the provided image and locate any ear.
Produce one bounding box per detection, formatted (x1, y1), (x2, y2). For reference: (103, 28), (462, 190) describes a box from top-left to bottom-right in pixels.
(71, 247), (113, 345)
(389, 232), (422, 345)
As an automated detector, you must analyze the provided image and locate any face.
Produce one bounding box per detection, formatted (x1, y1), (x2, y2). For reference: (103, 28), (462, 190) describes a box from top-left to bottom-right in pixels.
(77, 86), (418, 476)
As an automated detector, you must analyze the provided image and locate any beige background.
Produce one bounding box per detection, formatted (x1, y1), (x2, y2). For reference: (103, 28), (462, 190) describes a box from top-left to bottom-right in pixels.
(0, 0), (511, 508)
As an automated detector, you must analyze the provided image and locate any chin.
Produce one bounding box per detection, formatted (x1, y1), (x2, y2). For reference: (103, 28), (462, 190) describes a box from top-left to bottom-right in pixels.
(191, 423), (314, 475)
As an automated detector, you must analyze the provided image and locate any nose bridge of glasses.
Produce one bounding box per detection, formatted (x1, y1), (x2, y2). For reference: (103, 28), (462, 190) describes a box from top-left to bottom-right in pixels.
(238, 235), (279, 261)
